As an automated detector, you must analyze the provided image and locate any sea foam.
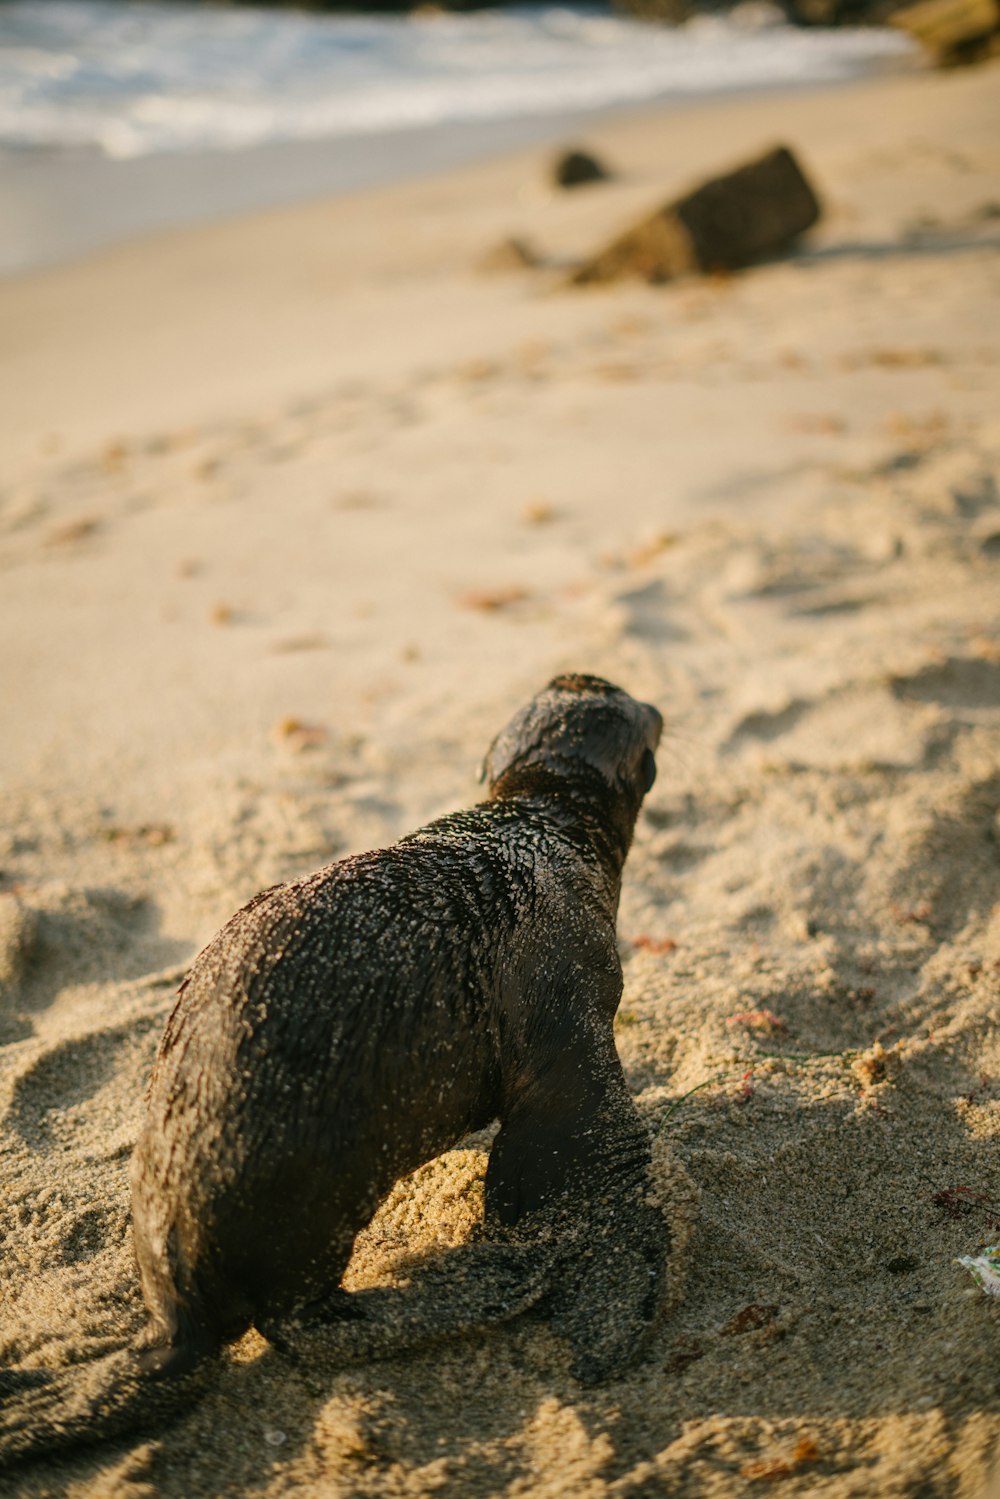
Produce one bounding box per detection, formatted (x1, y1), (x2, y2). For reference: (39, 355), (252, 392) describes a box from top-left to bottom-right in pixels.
(0, 1), (916, 160)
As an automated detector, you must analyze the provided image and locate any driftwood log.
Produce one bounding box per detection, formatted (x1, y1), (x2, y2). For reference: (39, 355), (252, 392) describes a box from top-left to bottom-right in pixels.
(570, 145), (821, 287)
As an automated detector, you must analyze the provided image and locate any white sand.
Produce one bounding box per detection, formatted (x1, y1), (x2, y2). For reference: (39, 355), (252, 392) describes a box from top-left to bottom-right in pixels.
(1, 59), (999, 1497)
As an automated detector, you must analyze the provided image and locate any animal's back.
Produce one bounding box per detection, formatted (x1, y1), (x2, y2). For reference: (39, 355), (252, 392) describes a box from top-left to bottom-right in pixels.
(130, 810), (559, 1345)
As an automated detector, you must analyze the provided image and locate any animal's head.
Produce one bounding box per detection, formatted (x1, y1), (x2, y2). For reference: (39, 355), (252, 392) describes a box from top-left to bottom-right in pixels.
(482, 674), (663, 811)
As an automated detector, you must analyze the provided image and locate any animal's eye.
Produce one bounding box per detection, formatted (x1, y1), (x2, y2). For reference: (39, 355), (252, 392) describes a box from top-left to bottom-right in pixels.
(640, 748), (657, 792)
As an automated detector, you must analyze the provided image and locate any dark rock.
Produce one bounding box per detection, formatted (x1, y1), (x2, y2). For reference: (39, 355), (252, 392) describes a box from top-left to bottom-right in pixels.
(553, 148), (612, 190)
(570, 145), (821, 287)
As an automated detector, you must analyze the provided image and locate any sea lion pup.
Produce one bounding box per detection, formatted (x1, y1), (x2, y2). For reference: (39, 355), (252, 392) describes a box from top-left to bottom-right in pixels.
(0, 673), (667, 1466)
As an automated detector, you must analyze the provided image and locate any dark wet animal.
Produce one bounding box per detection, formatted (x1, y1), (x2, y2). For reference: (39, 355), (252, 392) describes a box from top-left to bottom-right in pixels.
(0, 673), (667, 1466)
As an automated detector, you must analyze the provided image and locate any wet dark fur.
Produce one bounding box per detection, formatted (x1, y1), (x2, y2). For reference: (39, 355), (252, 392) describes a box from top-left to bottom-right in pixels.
(0, 674), (666, 1466)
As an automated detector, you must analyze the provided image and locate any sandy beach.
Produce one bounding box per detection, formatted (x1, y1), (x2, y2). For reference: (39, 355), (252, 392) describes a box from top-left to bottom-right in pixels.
(1, 56), (999, 1498)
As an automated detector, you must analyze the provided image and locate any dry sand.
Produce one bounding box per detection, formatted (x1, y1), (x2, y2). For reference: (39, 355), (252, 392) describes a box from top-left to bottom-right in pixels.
(1, 59), (999, 1498)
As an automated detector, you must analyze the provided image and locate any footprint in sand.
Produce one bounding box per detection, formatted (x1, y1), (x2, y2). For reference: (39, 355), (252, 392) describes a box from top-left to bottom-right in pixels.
(7, 884), (164, 1010)
(724, 699), (812, 748)
(649, 836), (713, 876)
(1, 1187), (132, 1282)
(0, 489), (49, 536)
(609, 580), (689, 643)
(790, 594), (872, 619)
(879, 770), (1000, 944)
(888, 656), (1000, 717)
(0, 894), (38, 994)
(722, 685), (937, 772)
(0, 894), (39, 1044)
(5, 1013), (161, 1155)
(30, 1200), (129, 1269)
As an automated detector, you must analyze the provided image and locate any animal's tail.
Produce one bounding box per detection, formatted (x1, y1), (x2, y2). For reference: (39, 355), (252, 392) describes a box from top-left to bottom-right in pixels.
(0, 1343), (212, 1471)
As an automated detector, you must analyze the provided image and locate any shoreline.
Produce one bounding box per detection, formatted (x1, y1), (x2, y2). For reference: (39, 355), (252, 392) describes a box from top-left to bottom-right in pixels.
(0, 3), (919, 277)
(3, 63), (990, 480)
(0, 103), (620, 279)
(0, 59), (922, 281)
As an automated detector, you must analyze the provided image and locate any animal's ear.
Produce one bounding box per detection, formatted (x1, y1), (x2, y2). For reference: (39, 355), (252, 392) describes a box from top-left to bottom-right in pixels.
(479, 702), (542, 790)
(640, 748), (657, 792)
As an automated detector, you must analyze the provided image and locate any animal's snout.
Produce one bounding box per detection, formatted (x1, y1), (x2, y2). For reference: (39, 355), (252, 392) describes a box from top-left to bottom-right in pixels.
(644, 703), (664, 748)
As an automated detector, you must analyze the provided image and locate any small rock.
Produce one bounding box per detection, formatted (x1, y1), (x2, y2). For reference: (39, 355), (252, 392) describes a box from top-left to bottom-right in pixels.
(552, 148), (611, 189)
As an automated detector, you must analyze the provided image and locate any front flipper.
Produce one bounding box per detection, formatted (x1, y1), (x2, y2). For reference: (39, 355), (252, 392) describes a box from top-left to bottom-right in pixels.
(544, 1185), (669, 1384)
(485, 1021), (670, 1384)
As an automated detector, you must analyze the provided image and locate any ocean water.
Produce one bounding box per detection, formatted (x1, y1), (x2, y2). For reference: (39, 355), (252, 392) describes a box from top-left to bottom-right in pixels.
(0, 0), (915, 160)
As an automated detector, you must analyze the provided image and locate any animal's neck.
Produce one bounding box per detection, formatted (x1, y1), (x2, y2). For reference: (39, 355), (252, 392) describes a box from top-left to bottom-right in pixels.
(490, 762), (638, 895)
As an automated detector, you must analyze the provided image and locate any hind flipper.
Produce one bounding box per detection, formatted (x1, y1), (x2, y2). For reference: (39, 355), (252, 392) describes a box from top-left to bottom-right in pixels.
(259, 1239), (556, 1366)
